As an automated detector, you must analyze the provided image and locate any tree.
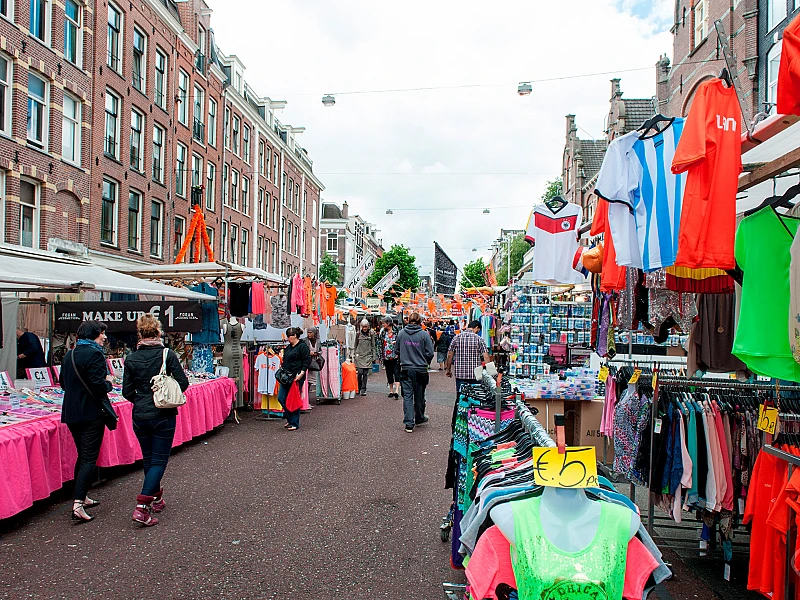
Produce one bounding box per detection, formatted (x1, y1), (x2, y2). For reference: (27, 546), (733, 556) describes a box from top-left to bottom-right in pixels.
(541, 178), (563, 203)
(496, 233), (529, 286)
(460, 257), (486, 290)
(365, 245), (420, 296)
(319, 253), (341, 285)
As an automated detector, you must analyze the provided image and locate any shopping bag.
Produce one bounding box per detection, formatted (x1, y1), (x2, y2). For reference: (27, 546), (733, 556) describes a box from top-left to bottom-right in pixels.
(285, 382), (303, 412)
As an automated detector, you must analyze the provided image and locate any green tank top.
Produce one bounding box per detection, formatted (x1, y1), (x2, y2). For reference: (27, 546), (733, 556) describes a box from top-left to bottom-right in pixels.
(510, 495), (631, 600)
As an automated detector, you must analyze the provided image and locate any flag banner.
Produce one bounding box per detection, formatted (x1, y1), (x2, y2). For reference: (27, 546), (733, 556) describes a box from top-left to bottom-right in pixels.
(345, 254), (377, 292)
(485, 262), (498, 287)
(433, 241), (457, 295)
(372, 265), (401, 296)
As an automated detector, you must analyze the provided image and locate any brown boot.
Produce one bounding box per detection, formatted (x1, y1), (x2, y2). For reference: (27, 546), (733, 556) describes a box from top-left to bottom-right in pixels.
(132, 494), (159, 526)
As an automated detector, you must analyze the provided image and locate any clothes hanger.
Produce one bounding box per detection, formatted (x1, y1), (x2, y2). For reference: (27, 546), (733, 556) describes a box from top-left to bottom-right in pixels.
(637, 114), (676, 139)
(744, 182), (800, 216)
(719, 67), (733, 87)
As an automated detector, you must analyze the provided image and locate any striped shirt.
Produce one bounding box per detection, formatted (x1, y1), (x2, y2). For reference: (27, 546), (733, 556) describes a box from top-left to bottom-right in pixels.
(449, 331), (488, 380)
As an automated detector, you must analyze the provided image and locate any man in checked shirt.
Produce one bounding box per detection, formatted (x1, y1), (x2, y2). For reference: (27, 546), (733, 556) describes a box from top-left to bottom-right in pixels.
(445, 320), (491, 393)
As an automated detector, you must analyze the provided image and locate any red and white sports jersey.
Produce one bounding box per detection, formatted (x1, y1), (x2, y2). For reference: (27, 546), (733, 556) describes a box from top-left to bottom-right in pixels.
(525, 201), (584, 284)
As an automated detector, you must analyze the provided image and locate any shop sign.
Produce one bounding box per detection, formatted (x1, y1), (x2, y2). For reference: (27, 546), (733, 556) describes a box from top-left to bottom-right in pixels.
(372, 266), (400, 296)
(54, 301), (203, 333)
(345, 254), (377, 292)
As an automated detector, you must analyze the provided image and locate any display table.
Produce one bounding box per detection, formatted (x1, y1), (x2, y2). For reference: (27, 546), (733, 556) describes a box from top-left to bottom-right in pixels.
(0, 377), (236, 520)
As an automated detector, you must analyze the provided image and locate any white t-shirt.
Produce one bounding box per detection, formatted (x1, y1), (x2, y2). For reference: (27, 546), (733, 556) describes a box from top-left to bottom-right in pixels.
(525, 201), (584, 284)
(254, 353), (271, 394)
(267, 355), (280, 395)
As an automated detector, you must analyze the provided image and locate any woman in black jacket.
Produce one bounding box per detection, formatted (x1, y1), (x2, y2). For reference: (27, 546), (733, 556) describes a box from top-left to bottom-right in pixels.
(60, 320), (113, 522)
(279, 327), (311, 431)
(122, 314), (189, 527)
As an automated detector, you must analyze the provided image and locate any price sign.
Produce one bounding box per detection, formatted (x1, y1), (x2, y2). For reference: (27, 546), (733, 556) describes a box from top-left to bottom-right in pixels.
(758, 404), (779, 435)
(0, 371), (12, 392)
(532, 446), (599, 488)
(107, 358), (125, 377)
(652, 372), (658, 389)
(598, 366), (609, 383)
(25, 368), (53, 389)
(628, 368), (642, 384)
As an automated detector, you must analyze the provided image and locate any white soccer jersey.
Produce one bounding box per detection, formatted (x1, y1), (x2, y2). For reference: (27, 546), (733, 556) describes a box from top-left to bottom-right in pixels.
(254, 353), (271, 394)
(525, 201), (584, 284)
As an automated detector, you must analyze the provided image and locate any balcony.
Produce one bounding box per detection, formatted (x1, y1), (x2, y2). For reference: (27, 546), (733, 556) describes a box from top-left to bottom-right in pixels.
(193, 118), (205, 143)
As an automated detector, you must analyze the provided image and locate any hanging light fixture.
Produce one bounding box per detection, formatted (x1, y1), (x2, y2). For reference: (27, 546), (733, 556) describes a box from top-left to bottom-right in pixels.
(483, 208), (490, 214)
(517, 82), (532, 96)
(322, 94), (336, 107)
(471, 248), (477, 252)
(386, 209), (393, 215)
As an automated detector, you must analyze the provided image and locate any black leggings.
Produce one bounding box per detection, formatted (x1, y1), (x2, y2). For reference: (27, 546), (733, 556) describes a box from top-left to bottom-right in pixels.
(68, 419), (105, 501)
(384, 359), (400, 385)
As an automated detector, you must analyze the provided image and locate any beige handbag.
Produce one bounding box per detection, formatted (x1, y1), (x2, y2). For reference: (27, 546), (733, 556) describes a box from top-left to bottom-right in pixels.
(151, 348), (186, 409)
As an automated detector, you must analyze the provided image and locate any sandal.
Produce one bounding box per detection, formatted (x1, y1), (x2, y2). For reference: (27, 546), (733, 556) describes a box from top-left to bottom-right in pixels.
(287, 426), (298, 431)
(71, 503), (93, 522)
(83, 498), (100, 509)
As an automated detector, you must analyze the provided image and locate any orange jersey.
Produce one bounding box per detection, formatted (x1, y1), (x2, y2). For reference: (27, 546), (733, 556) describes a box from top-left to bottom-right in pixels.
(590, 198), (626, 291)
(778, 13), (800, 116)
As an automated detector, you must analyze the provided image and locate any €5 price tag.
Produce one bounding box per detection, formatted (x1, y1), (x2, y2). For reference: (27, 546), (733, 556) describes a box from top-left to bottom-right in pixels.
(532, 446), (599, 489)
(628, 368), (642, 384)
(758, 404), (779, 435)
(598, 366), (609, 383)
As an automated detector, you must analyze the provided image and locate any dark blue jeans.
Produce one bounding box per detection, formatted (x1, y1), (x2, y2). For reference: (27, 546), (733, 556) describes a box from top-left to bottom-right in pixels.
(133, 415), (177, 496)
(278, 381), (300, 427)
(400, 369), (429, 428)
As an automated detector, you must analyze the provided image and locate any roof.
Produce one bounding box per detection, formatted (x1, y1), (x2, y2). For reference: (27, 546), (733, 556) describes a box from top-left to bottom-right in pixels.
(621, 99), (656, 133)
(109, 261), (284, 284)
(321, 203), (344, 220)
(578, 139), (608, 180)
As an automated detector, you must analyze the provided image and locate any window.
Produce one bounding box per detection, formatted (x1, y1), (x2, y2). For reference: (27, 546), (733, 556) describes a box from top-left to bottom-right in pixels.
(229, 224), (237, 263)
(282, 172), (287, 204)
(288, 179), (293, 210)
(152, 124), (164, 182)
(293, 225), (298, 255)
(193, 85), (204, 142)
(280, 217), (286, 250)
(206, 161), (215, 211)
(64, 0), (81, 66)
(294, 186), (300, 214)
(27, 73), (47, 148)
(173, 216), (185, 261)
(128, 190), (141, 251)
(258, 188), (265, 224)
(271, 241), (277, 272)
(30, 0), (47, 42)
(0, 0), (9, 19)
(259, 141), (265, 175)
(313, 199), (317, 225)
(62, 95), (81, 165)
(224, 107), (230, 148)
(206, 227), (214, 257)
(241, 176), (249, 215)
(191, 153), (202, 189)
(19, 178), (39, 248)
(230, 169), (239, 210)
(177, 70), (189, 125)
(150, 200), (163, 257)
(272, 154), (278, 182)
(692, 0), (707, 48)
(207, 98), (217, 146)
(303, 190), (307, 222)
(327, 232), (338, 252)
(0, 56), (11, 135)
(154, 49), (167, 109)
(262, 191), (270, 225)
(240, 228), (248, 267)
(221, 221), (227, 261)
(311, 236), (316, 266)
(222, 164), (229, 206)
(769, 0), (787, 31)
(272, 197), (277, 229)
(132, 27), (146, 92)
(257, 235), (263, 269)
(101, 178), (117, 245)
(768, 41), (783, 113)
(104, 89), (119, 158)
(175, 143), (187, 197)
(107, 3), (122, 73)
(232, 115), (240, 155)
(301, 228), (306, 261)
(196, 26), (206, 72)
(243, 125), (250, 163)
(130, 109), (144, 171)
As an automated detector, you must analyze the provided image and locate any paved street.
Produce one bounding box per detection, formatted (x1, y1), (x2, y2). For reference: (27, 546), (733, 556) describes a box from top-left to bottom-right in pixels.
(0, 368), (746, 599)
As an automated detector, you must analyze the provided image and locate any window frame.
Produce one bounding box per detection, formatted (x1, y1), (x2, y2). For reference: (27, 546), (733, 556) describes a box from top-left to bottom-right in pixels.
(221, 221), (228, 261)
(243, 124), (250, 163)
(327, 232), (338, 252)
(175, 143), (187, 197)
(100, 178), (118, 246)
(222, 164), (229, 206)
(104, 88), (120, 159)
(132, 26), (147, 93)
(692, 0), (707, 49)
(154, 49), (167, 110)
(232, 115), (240, 155)
(229, 224), (238, 264)
(62, 93), (81, 166)
(191, 153), (202, 189)
(129, 108), (144, 172)
(206, 161), (216, 211)
(177, 69), (189, 126)
(241, 176), (249, 216)
(767, 40), (783, 113)
(240, 228), (248, 267)
(128, 189), (142, 251)
(27, 72), (48, 149)
(0, 54), (11, 136)
(193, 84), (204, 143)
(768, 0), (788, 31)
(207, 98), (217, 146)
(107, 2), (123, 74)
(63, 0), (82, 67)
(19, 177), (39, 249)
(29, 0), (49, 44)
(230, 168), (239, 211)
(152, 124), (165, 183)
(173, 215), (186, 262)
(258, 140), (265, 176)
(150, 200), (163, 258)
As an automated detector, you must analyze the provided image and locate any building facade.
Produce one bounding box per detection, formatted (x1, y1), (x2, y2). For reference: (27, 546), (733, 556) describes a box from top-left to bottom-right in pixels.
(319, 201), (384, 289)
(758, 0), (800, 117)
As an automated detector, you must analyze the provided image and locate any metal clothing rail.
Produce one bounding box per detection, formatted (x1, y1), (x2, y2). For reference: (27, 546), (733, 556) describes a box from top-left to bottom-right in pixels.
(656, 375), (800, 392)
(515, 396), (556, 448)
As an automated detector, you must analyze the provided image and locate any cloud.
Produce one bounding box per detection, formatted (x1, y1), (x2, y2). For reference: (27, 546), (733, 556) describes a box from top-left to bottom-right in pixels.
(208, 0), (673, 275)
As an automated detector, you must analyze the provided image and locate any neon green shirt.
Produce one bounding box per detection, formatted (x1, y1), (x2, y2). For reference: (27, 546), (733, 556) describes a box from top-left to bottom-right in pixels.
(733, 207), (800, 381)
(510, 496), (630, 600)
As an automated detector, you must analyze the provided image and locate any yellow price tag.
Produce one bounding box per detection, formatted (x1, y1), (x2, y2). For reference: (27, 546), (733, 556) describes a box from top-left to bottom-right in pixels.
(651, 372), (658, 389)
(532, 446), (599, 488)
(628, 368), (642, 384)
(758, 405), (779, 435)
(598, 366), (609, 383)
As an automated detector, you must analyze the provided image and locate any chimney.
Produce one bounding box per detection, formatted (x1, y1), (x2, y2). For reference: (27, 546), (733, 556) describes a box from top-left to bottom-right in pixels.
(341, 201), (349, 218)
(610, 78), (622, 99)
(656, 55), (671, 112)
(566, 115), (576, 139)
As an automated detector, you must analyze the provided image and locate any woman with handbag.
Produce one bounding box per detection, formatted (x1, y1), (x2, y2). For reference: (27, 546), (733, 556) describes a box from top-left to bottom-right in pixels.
(60, 320), (115, 523)
(277, 327), (311, 431)
(122, 314), (189, 527)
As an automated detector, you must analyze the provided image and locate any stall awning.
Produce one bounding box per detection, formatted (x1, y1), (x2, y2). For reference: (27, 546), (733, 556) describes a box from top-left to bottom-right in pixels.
(108, 261), (285, 284)
(0, 246), (215, 300)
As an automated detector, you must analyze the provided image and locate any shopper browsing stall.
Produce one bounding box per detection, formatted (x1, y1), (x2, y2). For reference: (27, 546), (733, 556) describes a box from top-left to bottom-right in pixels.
(277, 327), (311, 431)
(445, 320), (490, 392)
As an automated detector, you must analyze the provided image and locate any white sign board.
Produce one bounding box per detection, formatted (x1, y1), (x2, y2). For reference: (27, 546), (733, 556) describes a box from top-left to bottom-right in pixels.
(0, 371), (13, 392)
(345, 254), (377, 291)
(372, 265), (401, 296)
(107, 358), (125, 377)
(26, 368), (53, 389)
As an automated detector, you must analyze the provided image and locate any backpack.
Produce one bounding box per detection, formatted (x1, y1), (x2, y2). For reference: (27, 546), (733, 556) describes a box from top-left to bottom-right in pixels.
(151, 348), (187, 409)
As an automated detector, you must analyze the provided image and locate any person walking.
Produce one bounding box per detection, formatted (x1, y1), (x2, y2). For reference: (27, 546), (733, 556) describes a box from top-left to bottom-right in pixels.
(354, 319), (377, 396)
(435, 326), (453, 371)
(378, 317), (401, 399)
(445, 319), (491, 393)
(60, 320), (114, 523)
(278, 327), (311, 431)
(122, 314), (189, 527)
(397, 312), (434, 432)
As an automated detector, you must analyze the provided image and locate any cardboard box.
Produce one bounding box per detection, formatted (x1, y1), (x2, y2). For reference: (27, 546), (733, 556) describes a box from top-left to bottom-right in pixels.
(573, 398), (615, 465)
(525, 399), (565, 441)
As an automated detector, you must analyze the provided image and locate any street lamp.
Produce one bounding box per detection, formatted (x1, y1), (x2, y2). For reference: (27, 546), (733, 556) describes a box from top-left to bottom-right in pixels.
(483, 208), (490, 214)
(518, 82), (532, 96)
(322, 94), (336, 107)
(385, 209), (393, 215)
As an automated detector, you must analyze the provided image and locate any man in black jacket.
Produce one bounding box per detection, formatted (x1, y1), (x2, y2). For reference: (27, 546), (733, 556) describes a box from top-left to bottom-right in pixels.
(16, 328), (45, 378)
(396, 312), (434, 432)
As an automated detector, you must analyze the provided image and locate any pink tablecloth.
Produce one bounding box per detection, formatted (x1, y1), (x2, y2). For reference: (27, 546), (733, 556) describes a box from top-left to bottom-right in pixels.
(0, 377), (236, 520)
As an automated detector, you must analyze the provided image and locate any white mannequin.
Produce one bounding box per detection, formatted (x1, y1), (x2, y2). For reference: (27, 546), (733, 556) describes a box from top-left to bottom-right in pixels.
(221, 316), (238, 334)
(490, 488), (640, 556)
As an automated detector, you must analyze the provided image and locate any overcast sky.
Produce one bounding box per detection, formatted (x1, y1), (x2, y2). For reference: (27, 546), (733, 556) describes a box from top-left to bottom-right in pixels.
(208, 0), (673, 275)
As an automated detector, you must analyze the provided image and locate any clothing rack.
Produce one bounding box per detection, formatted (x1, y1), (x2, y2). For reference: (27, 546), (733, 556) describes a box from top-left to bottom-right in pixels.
(514, 396), (556, 448)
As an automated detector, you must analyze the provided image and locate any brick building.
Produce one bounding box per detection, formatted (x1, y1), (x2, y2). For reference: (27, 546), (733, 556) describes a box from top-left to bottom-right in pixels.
(758, 0), (800, 116)
(319, 200), (384, 289)
(0, 0), (94, 253)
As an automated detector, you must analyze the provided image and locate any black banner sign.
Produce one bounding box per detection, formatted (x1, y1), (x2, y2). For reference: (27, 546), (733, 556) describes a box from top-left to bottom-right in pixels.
(54, 301), (204, 333)
(433, 241), (457, 295)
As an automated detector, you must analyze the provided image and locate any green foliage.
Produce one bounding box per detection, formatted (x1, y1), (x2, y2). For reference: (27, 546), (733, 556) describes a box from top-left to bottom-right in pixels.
(319, 253), (342, 285)
(460, 257), (487, 290)
(541, 178), (563, 202)
(364, 245), (420, 295)
(496, 233), (529, 286)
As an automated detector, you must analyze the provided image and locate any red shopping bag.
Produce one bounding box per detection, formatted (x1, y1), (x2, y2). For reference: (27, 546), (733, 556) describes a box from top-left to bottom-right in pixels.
(285, 382), (303, 412)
